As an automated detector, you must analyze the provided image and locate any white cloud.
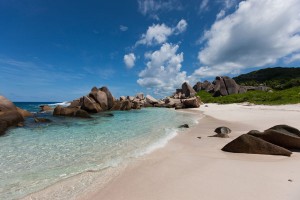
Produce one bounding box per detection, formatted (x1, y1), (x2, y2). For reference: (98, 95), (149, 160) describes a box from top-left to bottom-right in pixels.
(137, 23), (172, 46)
(174, 19), (187, 34)
(199, 0), (209, 12)
(196, 0), (300, 77)
(124, 53), (136, 68)
(120, 25), (128, 31)
(136, 19), (187, 46)
(137, 0), (182, 19)
(137, 43), (195, 95)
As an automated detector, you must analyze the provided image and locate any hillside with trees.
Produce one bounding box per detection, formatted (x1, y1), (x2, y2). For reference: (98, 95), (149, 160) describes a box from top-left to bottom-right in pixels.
(233, 67), (300, 89)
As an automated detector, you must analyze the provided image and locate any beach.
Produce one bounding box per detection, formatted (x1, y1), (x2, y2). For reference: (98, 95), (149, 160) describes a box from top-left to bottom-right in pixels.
(81, 103), (300, 200)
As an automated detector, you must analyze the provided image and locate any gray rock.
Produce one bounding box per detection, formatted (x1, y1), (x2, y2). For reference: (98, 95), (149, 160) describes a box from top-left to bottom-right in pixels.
(146, 95), (158, 105)
(182, 82), (196, 98)
(182, 97), (200, 108)
(89, 90), (108, 110)
(222, 134), (292, 157)
(100, 86), (114, 110)
(81, 96), (102, 113)
(136, 93), (144, 100)
(120, 100), (132, 111)
(215, 126), (231, 134)
(34, 117), (52, 123)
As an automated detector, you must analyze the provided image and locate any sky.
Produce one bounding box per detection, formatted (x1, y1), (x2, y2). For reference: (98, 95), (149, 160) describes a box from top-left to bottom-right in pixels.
(0, 0), (300, 101)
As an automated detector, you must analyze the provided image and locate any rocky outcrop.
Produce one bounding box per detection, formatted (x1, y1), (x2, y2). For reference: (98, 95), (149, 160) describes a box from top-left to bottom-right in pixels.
(248, 125), (300, 150)
(17, 107), (33, 117)
(120, 100), (132, 111)
(39, 105), (53, 112)
(0, 96), (29, 136)
(146, 95), (158, 105)
(100, 87), (114, 110)
(182, 82), (196, 98)
(80, 96), (102, 113)
(222, 134), (292, 157)
(193, 81), (214, 92)
(182, 97), (200, 108)
(53, 106), (91, 118)
(89, 89), (108, 110)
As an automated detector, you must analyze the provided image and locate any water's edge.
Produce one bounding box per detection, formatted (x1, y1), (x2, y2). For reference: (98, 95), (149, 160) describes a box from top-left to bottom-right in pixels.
(21, 109), (204, 200)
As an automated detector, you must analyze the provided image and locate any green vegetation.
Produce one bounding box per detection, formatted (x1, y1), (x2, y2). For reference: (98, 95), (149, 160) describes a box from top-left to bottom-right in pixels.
(233, 67), (300, 89)
(197, 86), (300, 105)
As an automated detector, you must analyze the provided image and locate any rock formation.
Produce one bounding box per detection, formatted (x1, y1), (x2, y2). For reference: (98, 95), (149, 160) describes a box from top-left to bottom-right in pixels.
(209, 126), (232, 138)
(222, 134), (292, 157)
(0, 96), (32, 136)
(248, 126), (300, 150)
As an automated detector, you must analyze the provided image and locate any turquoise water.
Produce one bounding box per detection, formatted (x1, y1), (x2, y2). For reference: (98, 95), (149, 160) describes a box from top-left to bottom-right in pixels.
(0, 103), (200, 199)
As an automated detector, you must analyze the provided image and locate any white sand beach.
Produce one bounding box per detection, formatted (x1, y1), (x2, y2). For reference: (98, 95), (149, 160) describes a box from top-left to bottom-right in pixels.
(81, 103), (300, 200)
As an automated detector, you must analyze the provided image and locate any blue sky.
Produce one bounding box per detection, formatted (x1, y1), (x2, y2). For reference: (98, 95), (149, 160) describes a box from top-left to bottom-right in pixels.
(0, 0), (300, 101)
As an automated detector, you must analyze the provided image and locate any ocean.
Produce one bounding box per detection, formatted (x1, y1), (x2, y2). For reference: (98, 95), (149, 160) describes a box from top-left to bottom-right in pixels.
(0, 102), (200, 199)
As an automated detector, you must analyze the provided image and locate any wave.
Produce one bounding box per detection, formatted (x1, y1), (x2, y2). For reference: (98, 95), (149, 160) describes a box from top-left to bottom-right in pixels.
(48, 101), (71, 107)
(136, 128), (179, 156)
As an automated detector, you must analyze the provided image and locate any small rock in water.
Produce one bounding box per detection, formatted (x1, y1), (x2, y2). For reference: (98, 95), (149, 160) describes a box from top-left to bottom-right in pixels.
(179, 124), (189, 128)
(34, 117), (52, 123)
(197, 137), (201, 139)
(288, 179), (293, 182)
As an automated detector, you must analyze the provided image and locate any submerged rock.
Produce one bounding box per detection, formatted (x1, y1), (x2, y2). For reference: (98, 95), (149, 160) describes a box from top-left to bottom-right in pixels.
(179, 124), (189, 128)
(34, 117), (52, 123)
(222, 134), (292, 157)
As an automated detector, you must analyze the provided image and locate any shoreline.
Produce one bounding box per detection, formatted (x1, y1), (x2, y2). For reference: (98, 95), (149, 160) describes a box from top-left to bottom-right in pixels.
(22, 108), (201, 200)
(82, 103), (300, 200)
(23, 103), (300, 200)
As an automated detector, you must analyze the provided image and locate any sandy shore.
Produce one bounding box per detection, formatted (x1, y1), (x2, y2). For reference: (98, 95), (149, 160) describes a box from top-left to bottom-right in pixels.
(82, 103), (300, 200)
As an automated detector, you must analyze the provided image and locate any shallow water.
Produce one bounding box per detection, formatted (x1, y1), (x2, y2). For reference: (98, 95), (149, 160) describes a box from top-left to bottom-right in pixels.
(0, 104), (200, 199)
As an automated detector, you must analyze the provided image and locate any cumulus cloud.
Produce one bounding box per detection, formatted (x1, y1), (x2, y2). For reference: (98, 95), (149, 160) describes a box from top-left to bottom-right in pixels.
(136, 19), (187, 46)
(137, 43), (195, 95)
(196, 0), (300, 77)
(120, 25), (128, 31)
(216, 9), (226, 20)
(137, 0), (182, 19)
(124, 53), (136, 68)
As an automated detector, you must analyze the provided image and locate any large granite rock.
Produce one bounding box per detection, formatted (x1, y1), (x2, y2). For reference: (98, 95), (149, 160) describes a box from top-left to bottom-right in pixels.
(193, 81), (214, 92)
(0, 96), (17, 111)
(100, 87), (114, 110)
(53, 106), (91, 118)
(0, 111), (24, 127)
(182, 97), (200, 108)
(81, 96), (102, 113)
(0, 120), (8, 136)
(248, 128), (300, 150)
(17, 107), (33, 117)
(182, 82), (196, 98)
(222, 134), (292, 157)
(136, 93), (144, 100)
(89, 90), (108, 110)
(0, 96), (26, 136)
(209, 76), (243, 97)
(39, 105), (53, 112)
(146, 95), (158, 105)
(120, 100), (132, 111)
(132, 101), (141, 109)
(266, 125), (300, 137)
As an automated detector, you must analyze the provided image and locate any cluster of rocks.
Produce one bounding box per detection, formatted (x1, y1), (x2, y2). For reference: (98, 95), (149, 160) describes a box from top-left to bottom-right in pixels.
(222, 125), (300, 157)
(52, 86), (171, 117)
(193, 76), (271, 97)
(161, 82), (201, 109)
(0, 96), (33, 136)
